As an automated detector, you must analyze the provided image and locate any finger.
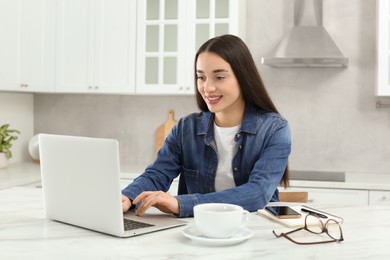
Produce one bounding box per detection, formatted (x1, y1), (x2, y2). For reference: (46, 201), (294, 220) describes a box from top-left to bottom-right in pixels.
(136, 193), (160, 216)
(136, 192), (164, 216)
(133, 192), (153, 216)
(133, 191), (154, 205)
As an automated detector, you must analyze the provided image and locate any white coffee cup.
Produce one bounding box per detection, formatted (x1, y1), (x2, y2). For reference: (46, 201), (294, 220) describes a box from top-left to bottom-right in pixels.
(193, 203), (250, 239)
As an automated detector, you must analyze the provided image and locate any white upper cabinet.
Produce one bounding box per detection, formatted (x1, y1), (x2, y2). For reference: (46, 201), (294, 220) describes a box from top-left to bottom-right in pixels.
(136, 0), (245, 95)
(136, 0), (187, 94)
(55, 0), (136, 94)
(0, 0), (56, 92)
(0, 0), (244, 95)
(376, 0), (390, 96)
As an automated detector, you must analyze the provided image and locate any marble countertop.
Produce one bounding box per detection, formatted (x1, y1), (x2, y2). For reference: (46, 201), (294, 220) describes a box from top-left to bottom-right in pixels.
(0, 161), (41, 189)
(1, 186), (390, 259)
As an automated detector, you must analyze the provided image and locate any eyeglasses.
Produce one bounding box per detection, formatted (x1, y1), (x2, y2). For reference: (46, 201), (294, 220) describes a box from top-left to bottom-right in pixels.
(272, 213), (344, 245)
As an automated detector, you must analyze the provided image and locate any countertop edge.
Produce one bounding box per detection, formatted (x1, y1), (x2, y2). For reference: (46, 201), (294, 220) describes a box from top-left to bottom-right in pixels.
(2, 162), (390, 192)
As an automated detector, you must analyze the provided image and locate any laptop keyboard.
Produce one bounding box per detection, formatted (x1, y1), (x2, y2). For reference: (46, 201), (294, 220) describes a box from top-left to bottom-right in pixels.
(123, 218), (155, 231)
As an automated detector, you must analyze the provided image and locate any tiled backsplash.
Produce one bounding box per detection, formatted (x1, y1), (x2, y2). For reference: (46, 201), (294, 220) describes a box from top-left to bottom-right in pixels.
(34, 94), (197, 166)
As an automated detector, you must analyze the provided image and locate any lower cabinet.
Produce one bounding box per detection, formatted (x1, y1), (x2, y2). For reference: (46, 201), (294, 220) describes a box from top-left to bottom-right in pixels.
(281, 187), (369, 206)
(369, 190), (390, 206)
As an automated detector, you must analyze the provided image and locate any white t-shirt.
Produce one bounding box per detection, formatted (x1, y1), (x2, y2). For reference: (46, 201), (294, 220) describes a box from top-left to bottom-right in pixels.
(214, 123), (241, 192)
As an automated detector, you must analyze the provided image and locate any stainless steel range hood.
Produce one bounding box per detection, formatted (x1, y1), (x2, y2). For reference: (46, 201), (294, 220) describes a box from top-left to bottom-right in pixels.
(261, 0), (348, 68)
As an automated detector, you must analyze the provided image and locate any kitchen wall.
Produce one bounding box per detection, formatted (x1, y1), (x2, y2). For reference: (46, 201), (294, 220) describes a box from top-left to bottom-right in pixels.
(0, 93), (33, 163)
(34, 94), (197, 166)
(248, 0), (390, 173)
(34, 0), (390, 174)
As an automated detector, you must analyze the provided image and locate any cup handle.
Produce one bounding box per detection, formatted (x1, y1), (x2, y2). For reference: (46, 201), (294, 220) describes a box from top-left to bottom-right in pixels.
(241, 210), (251, 226)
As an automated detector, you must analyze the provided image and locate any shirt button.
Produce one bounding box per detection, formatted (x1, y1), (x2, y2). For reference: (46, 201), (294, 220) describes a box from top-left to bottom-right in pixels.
(233, 167), (238, 172)
(239, 145), (243, 149)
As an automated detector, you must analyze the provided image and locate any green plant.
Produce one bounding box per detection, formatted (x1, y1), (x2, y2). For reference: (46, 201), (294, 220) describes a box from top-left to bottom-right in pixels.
(0, 124), (20, 159)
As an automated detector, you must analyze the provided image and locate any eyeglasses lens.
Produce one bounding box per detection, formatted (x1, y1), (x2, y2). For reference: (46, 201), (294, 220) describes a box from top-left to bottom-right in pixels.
(306, 214), (323, 234)
(326, 219), (342, 240)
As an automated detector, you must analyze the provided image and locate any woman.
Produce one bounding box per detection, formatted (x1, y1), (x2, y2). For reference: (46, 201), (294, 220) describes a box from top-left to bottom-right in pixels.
(122, 34), (291, 218)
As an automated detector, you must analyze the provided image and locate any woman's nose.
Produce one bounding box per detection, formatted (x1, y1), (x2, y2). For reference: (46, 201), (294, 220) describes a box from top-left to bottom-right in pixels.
(203, 80), (216, 92)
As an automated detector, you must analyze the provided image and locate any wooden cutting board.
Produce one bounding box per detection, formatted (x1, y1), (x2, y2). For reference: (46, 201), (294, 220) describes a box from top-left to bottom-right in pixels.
(155, 110), (177, 156)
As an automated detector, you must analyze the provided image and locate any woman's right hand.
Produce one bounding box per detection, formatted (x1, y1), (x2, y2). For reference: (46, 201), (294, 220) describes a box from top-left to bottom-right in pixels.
(122, 195), (132, 212)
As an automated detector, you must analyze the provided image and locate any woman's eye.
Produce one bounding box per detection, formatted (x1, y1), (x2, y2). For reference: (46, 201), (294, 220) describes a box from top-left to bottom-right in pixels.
(197, 76), (205, 81)
(216, 76), (225, 80)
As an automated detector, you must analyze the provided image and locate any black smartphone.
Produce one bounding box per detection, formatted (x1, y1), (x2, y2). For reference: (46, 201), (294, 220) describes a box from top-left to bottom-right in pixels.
(265, 206), (301, 219)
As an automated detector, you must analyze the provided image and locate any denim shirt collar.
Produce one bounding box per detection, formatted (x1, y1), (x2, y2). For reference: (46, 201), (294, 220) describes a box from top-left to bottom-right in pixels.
(196, 105), (260, 136)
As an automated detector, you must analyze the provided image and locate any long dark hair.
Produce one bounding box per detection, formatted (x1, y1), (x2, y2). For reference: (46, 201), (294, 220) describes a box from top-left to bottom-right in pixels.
(194, 34), (289, 187)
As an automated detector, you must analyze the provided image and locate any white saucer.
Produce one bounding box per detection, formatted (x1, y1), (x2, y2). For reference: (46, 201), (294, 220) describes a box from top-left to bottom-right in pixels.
(182, 226), (253, 246)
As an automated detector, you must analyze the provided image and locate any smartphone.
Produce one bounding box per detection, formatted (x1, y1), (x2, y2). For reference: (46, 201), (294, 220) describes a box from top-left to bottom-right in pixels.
(264, 206), (301, 219)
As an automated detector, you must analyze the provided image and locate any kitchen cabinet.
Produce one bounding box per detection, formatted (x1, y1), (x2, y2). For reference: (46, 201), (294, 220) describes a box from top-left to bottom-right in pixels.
(376, 0), (390, 96)
(136, 0), (245, 95)
(282, 187), (369, 206)
(369, 190), (390, 206)
(0, 0), (56, 92)
(1, 0), (244, 95)
(55, 0), (136, 94)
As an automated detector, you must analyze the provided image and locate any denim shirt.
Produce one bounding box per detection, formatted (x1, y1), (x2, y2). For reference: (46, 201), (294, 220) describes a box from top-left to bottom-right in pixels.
(122, 105), (291, 217)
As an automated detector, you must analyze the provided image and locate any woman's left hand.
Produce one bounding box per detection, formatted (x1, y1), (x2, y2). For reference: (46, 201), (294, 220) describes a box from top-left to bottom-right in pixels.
(132, 191), (179, 216)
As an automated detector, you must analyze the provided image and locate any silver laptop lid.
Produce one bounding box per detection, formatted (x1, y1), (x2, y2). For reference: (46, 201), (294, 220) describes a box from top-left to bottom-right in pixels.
(39, 134), (125, 236)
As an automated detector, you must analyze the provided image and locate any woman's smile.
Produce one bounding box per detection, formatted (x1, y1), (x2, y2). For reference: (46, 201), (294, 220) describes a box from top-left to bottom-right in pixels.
(206, 95), (223, 105)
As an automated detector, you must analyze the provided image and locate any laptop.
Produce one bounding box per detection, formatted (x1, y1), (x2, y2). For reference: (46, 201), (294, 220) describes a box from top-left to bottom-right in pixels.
(38, 133), (186, 237)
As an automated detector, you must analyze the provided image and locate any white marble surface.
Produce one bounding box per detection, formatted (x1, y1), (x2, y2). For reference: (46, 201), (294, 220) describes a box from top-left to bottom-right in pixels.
(0, 162), (41, 189)
(1, 186), (390, 259)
